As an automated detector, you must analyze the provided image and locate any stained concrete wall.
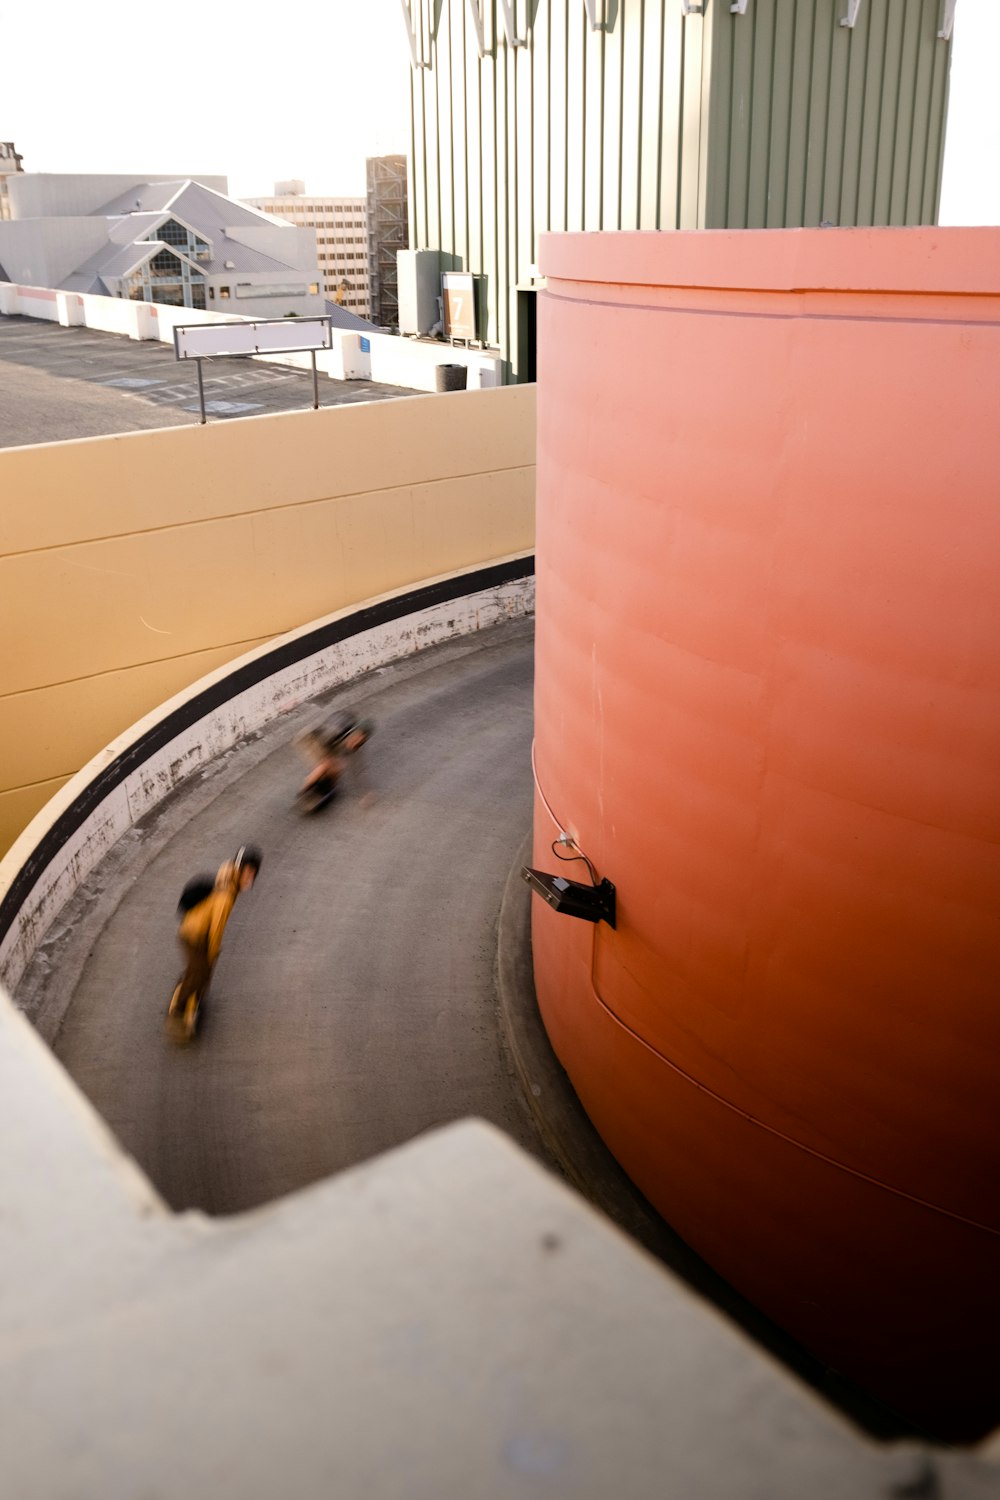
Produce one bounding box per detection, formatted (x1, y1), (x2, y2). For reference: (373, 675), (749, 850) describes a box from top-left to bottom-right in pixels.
(531, 225), (1000, 1441)
(0, 385), (535, 852)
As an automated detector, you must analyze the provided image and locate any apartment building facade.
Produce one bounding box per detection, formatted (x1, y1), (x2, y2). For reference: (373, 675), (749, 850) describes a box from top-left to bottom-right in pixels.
(248, 183), (370, 318)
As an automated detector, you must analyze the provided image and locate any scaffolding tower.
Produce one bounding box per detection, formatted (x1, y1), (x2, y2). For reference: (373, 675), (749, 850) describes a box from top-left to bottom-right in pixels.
(366, 155), (408, 330)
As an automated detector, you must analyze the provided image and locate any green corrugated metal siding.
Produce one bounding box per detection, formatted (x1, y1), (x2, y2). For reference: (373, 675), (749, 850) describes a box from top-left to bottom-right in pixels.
(408, 0), (706, 380)
(705, 0), (950, 228)
(406, 0), (952, 381)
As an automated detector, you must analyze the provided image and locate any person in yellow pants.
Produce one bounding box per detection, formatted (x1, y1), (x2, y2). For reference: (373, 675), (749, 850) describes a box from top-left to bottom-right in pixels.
(168, 845), (261, 1038)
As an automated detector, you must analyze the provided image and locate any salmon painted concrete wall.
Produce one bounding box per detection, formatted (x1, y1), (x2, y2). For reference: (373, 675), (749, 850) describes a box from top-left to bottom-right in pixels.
(531, 227), (1000, 1441)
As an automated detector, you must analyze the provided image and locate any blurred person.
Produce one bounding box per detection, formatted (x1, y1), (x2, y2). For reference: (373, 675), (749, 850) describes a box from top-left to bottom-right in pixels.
(167, 845), (262, 1038)
(296, 709), (373, 811)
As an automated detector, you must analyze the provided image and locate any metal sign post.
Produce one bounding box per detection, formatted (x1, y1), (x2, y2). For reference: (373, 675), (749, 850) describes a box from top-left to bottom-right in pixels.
(173, 316), (334, 424)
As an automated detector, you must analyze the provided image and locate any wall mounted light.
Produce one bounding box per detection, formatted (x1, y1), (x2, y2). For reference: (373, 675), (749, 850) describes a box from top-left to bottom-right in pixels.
(521, 867), (617, 928)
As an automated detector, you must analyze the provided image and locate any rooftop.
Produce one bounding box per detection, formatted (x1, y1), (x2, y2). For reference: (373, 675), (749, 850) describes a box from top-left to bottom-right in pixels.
(0, 315), (416, 447)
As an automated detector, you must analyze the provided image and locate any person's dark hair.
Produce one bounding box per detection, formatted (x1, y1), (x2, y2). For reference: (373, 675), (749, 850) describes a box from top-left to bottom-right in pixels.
(321, 711), (354, 750)
(235, 844), (263, 875)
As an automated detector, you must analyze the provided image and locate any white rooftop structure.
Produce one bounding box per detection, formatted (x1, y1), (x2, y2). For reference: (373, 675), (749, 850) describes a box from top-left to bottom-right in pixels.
(0, 174), (328, 320)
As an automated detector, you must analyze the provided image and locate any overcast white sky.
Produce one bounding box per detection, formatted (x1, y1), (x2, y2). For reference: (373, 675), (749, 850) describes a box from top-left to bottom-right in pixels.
(937, 0), (1000, 224)
(3, 0), (997, 221)
(4, 3), (412, 200)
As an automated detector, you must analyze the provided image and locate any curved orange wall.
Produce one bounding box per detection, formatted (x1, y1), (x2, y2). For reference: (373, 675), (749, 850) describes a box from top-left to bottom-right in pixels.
(532, 227), (1000, 1441)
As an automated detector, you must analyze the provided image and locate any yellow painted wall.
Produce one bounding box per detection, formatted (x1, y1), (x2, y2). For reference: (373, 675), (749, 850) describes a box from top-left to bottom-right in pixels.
(0, 387), (536, 852)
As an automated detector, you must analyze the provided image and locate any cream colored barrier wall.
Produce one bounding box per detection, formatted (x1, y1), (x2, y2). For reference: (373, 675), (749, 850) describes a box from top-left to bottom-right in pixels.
(0, 385), (536, 853)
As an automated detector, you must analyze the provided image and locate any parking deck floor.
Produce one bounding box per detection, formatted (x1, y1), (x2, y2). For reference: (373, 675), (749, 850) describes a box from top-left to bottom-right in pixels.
(0, 315), (417, 448)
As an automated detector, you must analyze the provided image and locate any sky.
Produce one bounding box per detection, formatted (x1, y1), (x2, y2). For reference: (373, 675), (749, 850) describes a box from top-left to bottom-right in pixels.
(4, 2), (412, 200)
(3, 0), (998, 221)
(937, 0), (1000, 224)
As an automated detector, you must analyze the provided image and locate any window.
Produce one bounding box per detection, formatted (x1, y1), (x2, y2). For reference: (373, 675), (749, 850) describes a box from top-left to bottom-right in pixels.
(219, 286), (230, 298)
(149, 249), (185, 278)
(309, 283), (319, 294)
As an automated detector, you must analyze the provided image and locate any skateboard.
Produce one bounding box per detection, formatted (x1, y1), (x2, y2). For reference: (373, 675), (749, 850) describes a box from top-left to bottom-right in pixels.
(297, 773), (339, 814)
(165, 982), (204, 1042)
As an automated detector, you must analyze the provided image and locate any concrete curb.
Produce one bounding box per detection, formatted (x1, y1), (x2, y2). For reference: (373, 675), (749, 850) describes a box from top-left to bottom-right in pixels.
(496, 833), (695, 1261)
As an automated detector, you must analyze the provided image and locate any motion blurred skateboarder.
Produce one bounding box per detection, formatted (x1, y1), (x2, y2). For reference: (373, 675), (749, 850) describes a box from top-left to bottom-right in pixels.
(167, 845), (261, 1038)
(295, 710), (373, 811)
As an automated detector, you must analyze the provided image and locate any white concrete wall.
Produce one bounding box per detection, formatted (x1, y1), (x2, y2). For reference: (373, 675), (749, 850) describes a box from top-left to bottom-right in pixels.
(82, 289), (156, 338)
(0, 218), (109, 288)
(368, 329), (502, 389)
(259, 329), (502, 391)
(0, 278), (504, 389)
(0, 282), (59, 318)
(226, 223), (321, 268)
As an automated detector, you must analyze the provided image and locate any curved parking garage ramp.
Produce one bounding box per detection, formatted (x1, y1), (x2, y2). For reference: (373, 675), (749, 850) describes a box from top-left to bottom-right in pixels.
(1, 556), (997, 1496)
(1, 555), (542, 1210)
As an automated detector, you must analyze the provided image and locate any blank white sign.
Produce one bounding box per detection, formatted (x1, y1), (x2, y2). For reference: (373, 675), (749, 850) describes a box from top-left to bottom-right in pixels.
(174, 317), (332, 359)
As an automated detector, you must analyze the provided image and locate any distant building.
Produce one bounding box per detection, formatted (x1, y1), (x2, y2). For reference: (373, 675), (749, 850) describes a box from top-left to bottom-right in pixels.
(0, 174), (327, 319)
(366, 155), (407, 329)
(0, 142), (24, 222)
(247, 185), (371, 318)
(402, 0), (956, 382)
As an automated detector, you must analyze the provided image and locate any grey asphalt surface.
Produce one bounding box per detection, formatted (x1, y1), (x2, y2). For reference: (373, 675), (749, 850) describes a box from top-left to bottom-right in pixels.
(0, 315), (417, 448)
(18, 622), (547, 1215)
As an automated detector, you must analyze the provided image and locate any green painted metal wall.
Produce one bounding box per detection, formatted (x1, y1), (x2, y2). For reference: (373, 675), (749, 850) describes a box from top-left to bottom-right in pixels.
(705, 0), (952, 229)
(405, 1), (953, 381)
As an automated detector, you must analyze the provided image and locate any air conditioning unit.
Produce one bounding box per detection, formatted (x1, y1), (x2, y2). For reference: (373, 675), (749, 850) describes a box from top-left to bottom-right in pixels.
(396, 249), (441, 336)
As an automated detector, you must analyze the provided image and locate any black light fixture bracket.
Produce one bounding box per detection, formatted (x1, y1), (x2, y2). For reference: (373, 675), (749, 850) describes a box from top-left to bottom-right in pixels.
(521, 868), (617, 929)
